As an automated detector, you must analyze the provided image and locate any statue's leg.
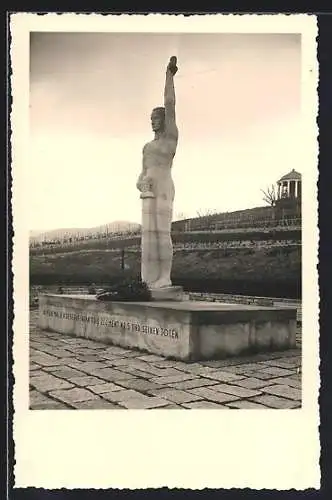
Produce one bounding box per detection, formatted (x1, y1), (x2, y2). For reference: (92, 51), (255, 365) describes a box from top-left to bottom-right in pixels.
(152, 196), (173, 288)
(141, 197), (160, 286)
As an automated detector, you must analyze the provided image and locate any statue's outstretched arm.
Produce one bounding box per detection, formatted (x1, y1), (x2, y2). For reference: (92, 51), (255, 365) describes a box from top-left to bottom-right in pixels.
(164, 56), (178, 140)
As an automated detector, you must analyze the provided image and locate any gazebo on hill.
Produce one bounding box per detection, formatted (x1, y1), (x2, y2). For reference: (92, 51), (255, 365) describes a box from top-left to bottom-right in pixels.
(277, 169), (302, 200)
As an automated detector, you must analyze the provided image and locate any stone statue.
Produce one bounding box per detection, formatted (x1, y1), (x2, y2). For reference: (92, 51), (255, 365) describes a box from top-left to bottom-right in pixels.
(136, 56), (179, 292)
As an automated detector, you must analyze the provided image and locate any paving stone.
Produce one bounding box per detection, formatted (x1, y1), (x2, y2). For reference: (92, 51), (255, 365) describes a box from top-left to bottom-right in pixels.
(279, 356), (302, 364)
(218, 365), (255, 375)
(231, 377), (275, 390)
(276, 349), (301, 358)
(30, 373), (75, 392)
(114, 378), (163, 393)
(76, 355), (105, 362)
(65, 359), (87, 369)
(75, 341), (106, 350)
(256, 367), (295, 377)
(117, 367), (152, 379)
(201, 370), (245, 383)
(87, 382), (125, 394)
(41, 331), (59, 339)
(30, 390), (53, 405)
(72, 398), (124, 409)
(30, 363), (41, 371)
(226, 400), (269, 409)
(269, 377), (301, 389)
(118, 396), (170, 409)
(187, 387), (240, 404)
(50, 349), (75, 358)
(90, 367), (138, 382)
(201, 353), (280, 366)
(50, 388), (99, 404)
(103, 359), (124, 367)
(29, 369), (45, 378)
(100, 353), (129, 361)
(100, 389), (147, 403)
(127, 364), (183, 377)
(147, 388), (203, 404)
(30, 345), (58, 356)
(287, 374), (303, 381)
(169, 378), (219, 390)
(175, 364), (219, 376)
(33, 339), (63, 348)
(30, 341), (45, 349)
(181, 401), (229, 409)
(146, 366), (187, 377)
(160, 404), (183, 409)
(258, 358), (301, 369)
(220, 362), (269, 374)
(30, 352), (63, 367)
(110, 359), (180, 377)
(262, 384), (302, 401)
(69, 361), (107, 374)
(68, 376), (106, 387)
(244, 371), (279, 380)
(107, 357), (139, 368)
(136, 354), (165, 363)
(69, 347), (102, 356)
(57, 337), (81, 344)
(115, 351), (141, 358)
(103, 346), (131, 356)
(30, 400), (70, 410)
(43, 365), (68, 372)
(151, 360), (190, 370)
(150, 373), (197, 385)
(47, 367), (87, 380)
(199, 360), (237, 368)
(251, 394), (299, 409)
(212, 383), (262, 398)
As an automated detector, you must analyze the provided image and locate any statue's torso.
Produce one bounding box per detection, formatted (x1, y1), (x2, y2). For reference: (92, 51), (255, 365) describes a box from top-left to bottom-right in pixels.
(143, 137), (177, 200)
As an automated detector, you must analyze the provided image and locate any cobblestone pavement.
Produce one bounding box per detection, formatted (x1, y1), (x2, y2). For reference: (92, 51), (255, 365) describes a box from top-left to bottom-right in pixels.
(29, 310), (302, 410)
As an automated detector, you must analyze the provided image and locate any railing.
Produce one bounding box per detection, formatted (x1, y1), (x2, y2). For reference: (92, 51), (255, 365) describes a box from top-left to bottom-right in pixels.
(29, 217), (301, 249)
(178, 217), (301, 232)
(189, 292), (302, 323)
(30, 240), (301, 257)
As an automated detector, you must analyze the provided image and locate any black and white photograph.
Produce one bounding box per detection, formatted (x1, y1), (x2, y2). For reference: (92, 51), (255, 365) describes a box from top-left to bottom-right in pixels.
(11, 13), (319, 490)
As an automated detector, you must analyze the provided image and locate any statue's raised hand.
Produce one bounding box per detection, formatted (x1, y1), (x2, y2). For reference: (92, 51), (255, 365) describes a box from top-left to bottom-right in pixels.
(167, 56), (178, 76)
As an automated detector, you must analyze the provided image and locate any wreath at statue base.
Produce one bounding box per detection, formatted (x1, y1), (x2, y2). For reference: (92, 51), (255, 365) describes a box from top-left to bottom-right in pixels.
(96, 276), (152, 302)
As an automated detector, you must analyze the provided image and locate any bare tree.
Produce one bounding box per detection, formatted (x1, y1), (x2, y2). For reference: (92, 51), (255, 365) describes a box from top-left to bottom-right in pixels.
(261, 185), (277, 206)
(196, 208), (217, 218)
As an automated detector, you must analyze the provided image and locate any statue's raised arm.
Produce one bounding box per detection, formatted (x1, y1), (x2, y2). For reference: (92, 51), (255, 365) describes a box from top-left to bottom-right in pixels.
(164, 56), (178, 141)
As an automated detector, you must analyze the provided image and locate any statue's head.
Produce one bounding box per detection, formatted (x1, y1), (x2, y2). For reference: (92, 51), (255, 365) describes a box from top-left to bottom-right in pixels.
(151, 107), (165, 132)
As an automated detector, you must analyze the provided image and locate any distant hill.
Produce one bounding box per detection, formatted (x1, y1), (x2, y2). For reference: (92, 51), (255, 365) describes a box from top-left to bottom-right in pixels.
(30, 221), (141, 243)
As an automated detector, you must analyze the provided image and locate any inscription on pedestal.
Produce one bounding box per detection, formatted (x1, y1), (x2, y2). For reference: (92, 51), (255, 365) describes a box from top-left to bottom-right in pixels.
(42, 309), (179, 340)
(38, 295), (297, 361)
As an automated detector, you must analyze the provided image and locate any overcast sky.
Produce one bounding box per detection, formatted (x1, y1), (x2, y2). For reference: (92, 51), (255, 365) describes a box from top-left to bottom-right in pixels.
(29, 32), (301, 230)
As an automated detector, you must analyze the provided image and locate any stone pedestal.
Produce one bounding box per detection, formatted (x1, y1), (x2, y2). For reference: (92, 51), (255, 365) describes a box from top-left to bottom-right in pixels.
(38, 294), (297, 361)
(150, 286), (184, 301)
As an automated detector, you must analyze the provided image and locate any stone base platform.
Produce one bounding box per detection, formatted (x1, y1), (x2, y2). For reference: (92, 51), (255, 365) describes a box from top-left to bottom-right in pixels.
(38, 294), (297, 361)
